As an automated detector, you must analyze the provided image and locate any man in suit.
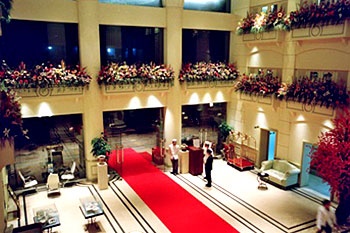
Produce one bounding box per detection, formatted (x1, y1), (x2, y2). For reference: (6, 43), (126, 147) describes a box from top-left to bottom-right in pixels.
(204, 148), (214, 187)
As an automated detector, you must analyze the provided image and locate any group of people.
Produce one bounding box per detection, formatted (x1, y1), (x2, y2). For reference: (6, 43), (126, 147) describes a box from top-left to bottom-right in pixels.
(168, 139), (213, 187)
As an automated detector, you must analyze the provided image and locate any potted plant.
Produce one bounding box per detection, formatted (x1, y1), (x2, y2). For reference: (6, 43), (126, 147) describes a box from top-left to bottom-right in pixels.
(90, 132), (111, 162)
(217, 121), (234, 153)
(218, 121), (233, 142)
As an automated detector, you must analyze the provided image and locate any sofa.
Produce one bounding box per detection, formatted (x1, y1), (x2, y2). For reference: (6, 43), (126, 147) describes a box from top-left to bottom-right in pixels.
(260, 159), (300, 189)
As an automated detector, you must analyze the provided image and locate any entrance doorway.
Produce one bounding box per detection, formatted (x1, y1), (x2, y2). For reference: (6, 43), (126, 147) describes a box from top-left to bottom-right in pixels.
(258, 129), (277, 167)
(300, 142), (331, 198)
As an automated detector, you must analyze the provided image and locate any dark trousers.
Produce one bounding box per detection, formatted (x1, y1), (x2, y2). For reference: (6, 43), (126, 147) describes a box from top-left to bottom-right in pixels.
(317, 224), (332, 233)
(171, 158), (178, 174)
(205, 168), (212, 186)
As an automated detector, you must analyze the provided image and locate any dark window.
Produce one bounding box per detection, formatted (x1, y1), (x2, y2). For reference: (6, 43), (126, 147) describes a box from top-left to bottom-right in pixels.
(0, 20), (79, 68)
(184, 0), (230, 13)
(100, 26), (163, 65)
(182, 29), (229, 63)
(99, 0), (162, 7)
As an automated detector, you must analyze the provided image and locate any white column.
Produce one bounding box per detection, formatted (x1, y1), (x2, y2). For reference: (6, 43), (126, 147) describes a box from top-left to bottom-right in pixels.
(162, 0), (183, 166)
(77, 0), (103, 181)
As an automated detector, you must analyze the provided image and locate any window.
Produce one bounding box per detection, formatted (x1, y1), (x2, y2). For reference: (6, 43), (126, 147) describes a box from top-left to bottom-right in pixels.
(295, 69), (348, 85)
(250, 1), (287, 14)
(182, 29), (229, 63)
(100, 26), (164, 65)
(99, 0), (162, 7)
(184, 0), (230, 13)
(0, 20), (79, 68)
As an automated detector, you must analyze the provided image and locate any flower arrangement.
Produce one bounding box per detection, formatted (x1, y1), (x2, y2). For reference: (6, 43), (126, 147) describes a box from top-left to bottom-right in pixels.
(179, 61), (240, 82)
(234, 69), (282, 96)
(285, 75), (349, 108)
(98, 62), (175, 85)
(0, 60), (92, 89)
(236, 8), (291, 35)
(289, 0), (350, 29)
(0, 83), (28, 144)
(234, 69), (349, 109)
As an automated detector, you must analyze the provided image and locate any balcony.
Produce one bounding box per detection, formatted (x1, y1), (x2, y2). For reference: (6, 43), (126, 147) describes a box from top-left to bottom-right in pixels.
(291, 20), (350, 42)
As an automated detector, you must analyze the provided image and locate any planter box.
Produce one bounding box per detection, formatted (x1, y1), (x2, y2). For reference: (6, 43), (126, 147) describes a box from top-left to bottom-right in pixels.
(239, 92), (273, 105)
(291, 20), (350, 41)
(104, 82), (171, 94)
(286, 101), (334, 116)
(16, 86), (85, 97)
(242, 30), (284, 44)
(183, 80), (236, 89)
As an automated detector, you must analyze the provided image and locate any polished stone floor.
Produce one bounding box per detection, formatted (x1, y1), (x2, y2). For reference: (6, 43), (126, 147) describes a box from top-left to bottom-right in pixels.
(7, 125), (345, 233)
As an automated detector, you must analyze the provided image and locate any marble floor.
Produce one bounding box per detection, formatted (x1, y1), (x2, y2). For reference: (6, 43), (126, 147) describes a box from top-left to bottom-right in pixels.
(8, 157), (350, 233)
(7, 126), (349, 233)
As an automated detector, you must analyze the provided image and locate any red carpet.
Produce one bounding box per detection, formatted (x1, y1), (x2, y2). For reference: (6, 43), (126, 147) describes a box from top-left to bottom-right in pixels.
(109, 148), (239, 233)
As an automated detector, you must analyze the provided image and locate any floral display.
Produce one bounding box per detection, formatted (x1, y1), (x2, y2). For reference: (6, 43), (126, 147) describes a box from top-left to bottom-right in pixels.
(289, 0), (350, 29)
(0, 83), (28, 144)
(285, 74), (349, 108)
(0, 60), (92, 89)
(234, 69), (282, 96)
(310, 108), (350, 224)
(236, 8), (291, 35)
(179, 61), (239, 82)
(234, 69), (349, 109)
(98, 62), (175, 85)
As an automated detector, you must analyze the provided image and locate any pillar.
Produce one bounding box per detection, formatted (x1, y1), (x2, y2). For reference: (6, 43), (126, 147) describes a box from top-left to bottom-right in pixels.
(77, 0), (103, 181)
(162, 0), (183, 166)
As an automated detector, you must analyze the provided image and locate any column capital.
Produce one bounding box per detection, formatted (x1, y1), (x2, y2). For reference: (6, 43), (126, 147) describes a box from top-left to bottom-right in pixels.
(162, 0), (184, 8)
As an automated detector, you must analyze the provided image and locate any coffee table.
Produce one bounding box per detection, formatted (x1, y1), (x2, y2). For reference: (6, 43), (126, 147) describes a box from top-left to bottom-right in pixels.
(33, 203), (60, 233)
(79, 197), (104, 230)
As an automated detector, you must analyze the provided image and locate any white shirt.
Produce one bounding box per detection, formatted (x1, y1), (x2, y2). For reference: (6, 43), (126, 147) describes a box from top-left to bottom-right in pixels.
(169, 143), (180, 160)
(316, 205), (337, 230)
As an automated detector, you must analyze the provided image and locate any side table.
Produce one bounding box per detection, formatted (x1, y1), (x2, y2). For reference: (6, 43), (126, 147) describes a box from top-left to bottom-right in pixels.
(257, 172), (269, 190)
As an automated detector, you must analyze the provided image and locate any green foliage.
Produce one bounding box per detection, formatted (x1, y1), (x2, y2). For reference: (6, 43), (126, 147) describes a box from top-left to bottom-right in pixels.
(218, 121), (233, 140)
(91, 134), (111, 157)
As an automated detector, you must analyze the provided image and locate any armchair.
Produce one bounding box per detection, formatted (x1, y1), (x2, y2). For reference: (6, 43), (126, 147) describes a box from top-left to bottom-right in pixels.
(61, 161), (76, 186)
(46, 173), (61, 196)
(18, 171), (38, 189)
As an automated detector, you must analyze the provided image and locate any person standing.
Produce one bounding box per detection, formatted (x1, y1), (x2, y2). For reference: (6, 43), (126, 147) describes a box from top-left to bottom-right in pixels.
(316, 199), (338, 233)
(169, 139), (180, 175)
(202, 141), (211, 180)
(204, 148), (214, 187)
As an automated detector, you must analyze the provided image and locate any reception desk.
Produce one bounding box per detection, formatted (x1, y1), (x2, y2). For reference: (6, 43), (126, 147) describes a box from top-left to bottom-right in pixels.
(188, 146), (203, 176)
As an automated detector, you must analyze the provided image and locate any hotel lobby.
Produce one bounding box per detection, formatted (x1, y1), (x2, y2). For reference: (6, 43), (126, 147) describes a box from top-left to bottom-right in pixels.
(1, 0), (350, 232)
